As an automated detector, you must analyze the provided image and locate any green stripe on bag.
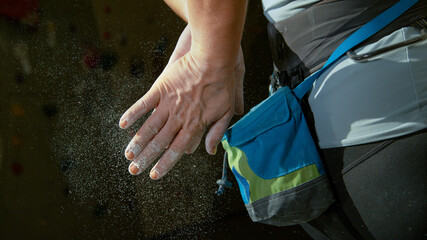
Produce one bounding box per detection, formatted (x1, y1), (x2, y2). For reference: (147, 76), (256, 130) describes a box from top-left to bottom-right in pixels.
(222, 140), (321, 203)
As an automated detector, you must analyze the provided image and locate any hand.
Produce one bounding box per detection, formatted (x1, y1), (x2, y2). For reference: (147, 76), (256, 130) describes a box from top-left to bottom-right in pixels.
(119, 26), (244, 180)
(167, 25), (244, 115)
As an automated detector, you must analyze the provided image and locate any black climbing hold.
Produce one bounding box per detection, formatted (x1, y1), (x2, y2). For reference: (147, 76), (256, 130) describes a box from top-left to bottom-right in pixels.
(154, 36), (168, 54)
(129, 57), (144, 78)
(93, 204), (110, 217)
(68, 24), (77, 33)
(15, 73), (26, 84)
(63, 186), (71, 196)
(128, 199), (136, 210)
(100, 51), (118, 71)
(60, 158), (74, 173)
(42, 104), (58, 117)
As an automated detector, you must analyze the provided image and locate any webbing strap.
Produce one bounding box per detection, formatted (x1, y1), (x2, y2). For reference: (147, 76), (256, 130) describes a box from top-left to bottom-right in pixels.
(293, 0), (419, 100)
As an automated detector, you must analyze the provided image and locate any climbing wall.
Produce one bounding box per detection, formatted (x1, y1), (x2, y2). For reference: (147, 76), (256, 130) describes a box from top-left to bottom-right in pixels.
(0, 0), (143, 238)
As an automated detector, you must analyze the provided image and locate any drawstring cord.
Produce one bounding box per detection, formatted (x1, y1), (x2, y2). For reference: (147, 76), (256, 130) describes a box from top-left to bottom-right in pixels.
(215, 152), (232, 196)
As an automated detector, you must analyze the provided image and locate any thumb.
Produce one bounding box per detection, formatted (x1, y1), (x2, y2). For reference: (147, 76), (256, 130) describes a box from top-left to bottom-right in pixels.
(166, 25), (192, 69)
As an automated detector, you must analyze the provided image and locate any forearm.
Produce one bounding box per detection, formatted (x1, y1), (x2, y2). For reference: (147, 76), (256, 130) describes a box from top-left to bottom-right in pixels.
(188, 0), (247, 68)
(164, 0), (189, 22)
(164, 0), (247, 69)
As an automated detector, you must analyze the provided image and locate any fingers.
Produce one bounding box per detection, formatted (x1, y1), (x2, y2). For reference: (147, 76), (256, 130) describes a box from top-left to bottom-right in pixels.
(205, 111), (233, 155)
(185, 129), (203, 154)
(124, 108), (168, 160)
(149, 129), (194, 180)
(119, 86), (160, 129)
(128, 121), (180, 175)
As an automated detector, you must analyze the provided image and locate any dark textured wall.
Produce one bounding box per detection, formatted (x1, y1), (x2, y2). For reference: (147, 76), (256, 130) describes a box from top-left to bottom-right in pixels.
(0, 0), (310, 239)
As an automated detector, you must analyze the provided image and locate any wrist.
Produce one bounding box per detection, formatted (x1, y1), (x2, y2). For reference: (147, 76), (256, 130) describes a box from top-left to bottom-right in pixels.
(187, 0), (247, 69)
(190, 39), (239, 70)
(180, 51), (234, 88)
(189, 47), (236, 73)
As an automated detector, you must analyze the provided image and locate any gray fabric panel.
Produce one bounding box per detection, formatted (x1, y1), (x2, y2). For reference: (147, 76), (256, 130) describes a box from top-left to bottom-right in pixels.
(246, 175), (335, 226)
(270, 0), (427, 78)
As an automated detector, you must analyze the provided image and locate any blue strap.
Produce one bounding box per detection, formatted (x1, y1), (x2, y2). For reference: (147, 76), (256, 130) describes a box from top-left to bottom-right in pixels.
(293, 0), (419, 100)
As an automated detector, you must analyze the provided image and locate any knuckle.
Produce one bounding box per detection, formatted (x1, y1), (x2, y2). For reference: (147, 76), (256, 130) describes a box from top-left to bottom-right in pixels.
(148, 140), (162, 153)
(168, 145), (181, 154)
(185, 119), (204, 134)
(166, 146), (183, 161)
(146, 123), (159, 135)
(137, 98), (148, 111)
(124, 109), (134, 120)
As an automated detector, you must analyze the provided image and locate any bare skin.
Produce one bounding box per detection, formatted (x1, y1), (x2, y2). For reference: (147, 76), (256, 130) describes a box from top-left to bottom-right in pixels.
(119, 0), (247, 180)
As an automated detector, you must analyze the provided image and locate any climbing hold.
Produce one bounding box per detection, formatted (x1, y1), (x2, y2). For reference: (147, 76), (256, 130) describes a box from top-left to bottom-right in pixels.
(11, 103), (25, 117)
(100, 51), (118, 71)
(42, 104), (58, 117)
(128, 199), (136, 210)
(60, 158), (74, 173)
(154, 36), (168, 54)
(11, 136), (23, 147)
(83, 47), (100, 70)
(146, 18), (154, 24)
(68, 23), (77, 33)
(15, 73), (26, 84)
(93, 204), (110, 217)
(102, 31), (111, 40)
(11, 162), (23, 176)
(63, 185), (71, 196)
(104, 5), (111, 14)
(129, 57), (144, 78)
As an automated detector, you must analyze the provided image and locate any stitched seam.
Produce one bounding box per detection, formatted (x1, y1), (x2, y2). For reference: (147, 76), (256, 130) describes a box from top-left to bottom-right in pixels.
(249, 176), (330, 207)
(341, 139), (394, 176)
(404, 28), (424, 117)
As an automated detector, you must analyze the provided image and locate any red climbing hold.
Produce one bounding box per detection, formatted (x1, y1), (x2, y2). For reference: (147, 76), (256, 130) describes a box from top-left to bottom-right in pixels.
(83, 47), (100, 70)
(11, 162), (23, 176)
(11, 136), (23, 146)
(102, 31), (111, 40)
(104, 5), (111, 14)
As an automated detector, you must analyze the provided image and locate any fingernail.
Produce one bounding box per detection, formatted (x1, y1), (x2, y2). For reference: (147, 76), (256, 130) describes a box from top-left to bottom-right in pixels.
(126, 151), (135, 159)
(119, 119), (127, 129)
(125, 144), (141, 160)
(150, 169), (159, 180)
(211, 144), (218, 155)
(129, 162), (141, 175)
